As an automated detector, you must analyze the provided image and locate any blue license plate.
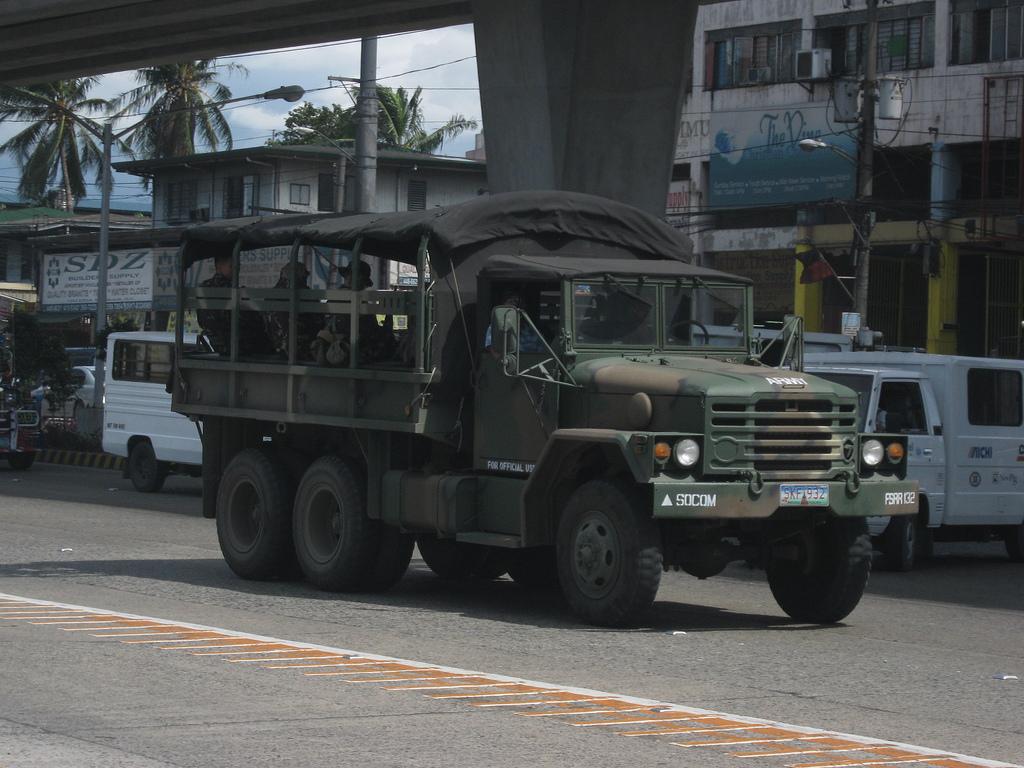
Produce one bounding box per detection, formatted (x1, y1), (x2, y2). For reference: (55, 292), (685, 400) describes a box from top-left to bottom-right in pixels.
(779, 483), (830, 507)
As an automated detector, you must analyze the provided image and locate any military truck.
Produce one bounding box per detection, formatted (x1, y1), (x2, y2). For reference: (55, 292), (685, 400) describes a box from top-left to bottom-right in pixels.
(172, 191), (917, 626)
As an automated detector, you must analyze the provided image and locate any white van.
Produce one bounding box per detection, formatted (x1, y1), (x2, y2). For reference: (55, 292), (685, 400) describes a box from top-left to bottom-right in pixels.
(806, 352), (1024, 569)
(102, 331), (203, 492)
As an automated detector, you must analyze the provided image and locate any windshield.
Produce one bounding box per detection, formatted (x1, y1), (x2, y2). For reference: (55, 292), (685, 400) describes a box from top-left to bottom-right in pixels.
(664, 284), (747, 349)
(813, 372), (872, 430)
(573, 280), (657, 346)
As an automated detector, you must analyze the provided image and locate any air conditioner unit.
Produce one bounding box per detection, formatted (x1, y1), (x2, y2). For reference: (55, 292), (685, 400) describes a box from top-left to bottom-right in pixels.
(796, 48), (832, 81)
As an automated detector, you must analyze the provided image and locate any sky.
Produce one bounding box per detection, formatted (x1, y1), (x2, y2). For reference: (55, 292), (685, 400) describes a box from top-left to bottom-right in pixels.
(0, 24), (481, 207)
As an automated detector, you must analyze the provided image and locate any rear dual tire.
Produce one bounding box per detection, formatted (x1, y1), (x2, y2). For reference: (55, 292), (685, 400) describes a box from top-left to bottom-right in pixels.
(292, 456), (412, 592)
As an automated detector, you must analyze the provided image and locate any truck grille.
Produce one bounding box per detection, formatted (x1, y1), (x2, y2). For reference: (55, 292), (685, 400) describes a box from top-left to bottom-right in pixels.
(708, 397), (857, 480)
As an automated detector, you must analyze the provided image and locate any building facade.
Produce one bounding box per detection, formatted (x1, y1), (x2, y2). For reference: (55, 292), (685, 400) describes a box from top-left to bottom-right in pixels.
(678, 0), (1024, 357)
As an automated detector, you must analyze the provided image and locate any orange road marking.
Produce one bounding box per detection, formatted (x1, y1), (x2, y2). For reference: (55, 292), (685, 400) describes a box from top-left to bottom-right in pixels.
(303, 664), (419, 677)
(123, 634), (229, 645)
(732, 737), (872, 758)
(191, 643), (297, 656)
(377, 674), (502, 687)
(0, 612), (97, 618)
(387, 681), (525, 692)
(671, 728), (813, 748)
(31, 618), (129, 625)
(262, 661), (376, 670)
(90, 629), (211, 638)
(428, 685), (551, 699)
(163, 641), (270, 650)
(787, 750), (955, 768)
(226, 652), (347, 663)
(62, 623), (164, 631)
(571, 711), (717, 727)
(346, 674), (476, 684)
(473, 695), (603, 708)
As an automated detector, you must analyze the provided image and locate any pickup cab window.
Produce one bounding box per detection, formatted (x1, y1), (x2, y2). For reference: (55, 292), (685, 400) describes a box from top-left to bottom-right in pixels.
(876, 381), (928, 434)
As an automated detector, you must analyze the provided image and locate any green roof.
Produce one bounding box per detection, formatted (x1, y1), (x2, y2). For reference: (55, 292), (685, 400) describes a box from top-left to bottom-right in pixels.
(0, 206), (74, 223)
(113, 143), (484, 175)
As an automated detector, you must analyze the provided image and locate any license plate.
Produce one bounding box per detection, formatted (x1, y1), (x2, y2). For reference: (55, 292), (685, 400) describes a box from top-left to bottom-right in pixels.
(779, 483), (830, 507)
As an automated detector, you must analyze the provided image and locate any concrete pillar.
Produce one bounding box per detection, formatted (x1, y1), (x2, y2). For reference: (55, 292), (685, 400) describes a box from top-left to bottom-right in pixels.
(793, 241), (823, 332)
(926, 241), (958, 354)
(471, 0), (697, 216)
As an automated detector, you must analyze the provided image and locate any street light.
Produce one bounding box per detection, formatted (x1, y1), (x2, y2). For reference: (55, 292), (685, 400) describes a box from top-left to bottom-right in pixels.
(90, 84), (305, 407)
(292, 126), (356, 162)
(798, 137), (856, 164)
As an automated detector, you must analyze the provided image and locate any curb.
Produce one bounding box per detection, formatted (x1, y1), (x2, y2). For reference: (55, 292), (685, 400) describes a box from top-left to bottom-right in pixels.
(37, 450), (125, 471)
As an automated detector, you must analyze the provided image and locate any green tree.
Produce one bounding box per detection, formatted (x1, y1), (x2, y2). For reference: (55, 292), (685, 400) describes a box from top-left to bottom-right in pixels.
(377, 86), (477, 153)
(115, 60), (245, 158)
(270, 102), (355, 145)
(0, 79), (109, 211)
(8, 312), (73, 405)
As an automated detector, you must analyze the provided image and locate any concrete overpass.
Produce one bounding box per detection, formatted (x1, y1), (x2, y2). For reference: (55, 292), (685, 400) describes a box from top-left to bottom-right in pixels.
(0, 0), (706, 215)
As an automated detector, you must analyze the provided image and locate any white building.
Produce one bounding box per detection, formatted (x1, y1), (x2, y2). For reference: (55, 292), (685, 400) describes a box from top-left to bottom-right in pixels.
(677, 0), (1024, 357)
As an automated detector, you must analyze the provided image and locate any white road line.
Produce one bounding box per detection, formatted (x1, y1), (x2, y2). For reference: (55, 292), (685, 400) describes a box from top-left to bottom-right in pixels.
(0, 591), (1018, 768)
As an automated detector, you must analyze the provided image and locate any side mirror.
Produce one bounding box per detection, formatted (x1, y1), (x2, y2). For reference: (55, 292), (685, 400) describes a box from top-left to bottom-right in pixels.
(489, 305), (519, 374)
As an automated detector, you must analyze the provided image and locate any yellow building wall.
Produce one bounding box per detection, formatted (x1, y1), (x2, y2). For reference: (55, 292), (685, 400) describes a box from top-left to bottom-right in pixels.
(926, 242), (958, 354)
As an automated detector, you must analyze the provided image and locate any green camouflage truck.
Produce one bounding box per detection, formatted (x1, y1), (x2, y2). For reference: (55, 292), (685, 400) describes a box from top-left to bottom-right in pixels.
(173, 191), (917, 626)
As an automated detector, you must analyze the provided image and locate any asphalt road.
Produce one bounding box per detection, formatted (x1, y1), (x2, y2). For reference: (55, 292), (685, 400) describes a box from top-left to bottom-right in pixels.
(0, 463), (1021, 768)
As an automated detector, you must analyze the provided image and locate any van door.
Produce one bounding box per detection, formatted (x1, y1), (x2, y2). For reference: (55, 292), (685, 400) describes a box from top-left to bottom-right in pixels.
(950, 362), (1024, 525)
(876, 378), (944, 522)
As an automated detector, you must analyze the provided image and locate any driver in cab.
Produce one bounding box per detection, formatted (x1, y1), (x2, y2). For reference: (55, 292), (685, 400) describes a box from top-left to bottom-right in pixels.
(485, 289), (545, 359)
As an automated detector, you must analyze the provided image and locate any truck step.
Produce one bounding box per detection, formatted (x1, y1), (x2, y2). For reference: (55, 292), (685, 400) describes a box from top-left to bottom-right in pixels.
(455, 532), (523, 549)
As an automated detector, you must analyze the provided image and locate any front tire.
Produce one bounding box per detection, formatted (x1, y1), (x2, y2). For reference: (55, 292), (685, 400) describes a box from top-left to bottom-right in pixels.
(292, 456), (379, 591)
(768, 517), (872, 623)
(556, 479), (662, 627)
(216, 449), (294, 580)
(7, 452), (35, 471)
(128, 441), (167, 493)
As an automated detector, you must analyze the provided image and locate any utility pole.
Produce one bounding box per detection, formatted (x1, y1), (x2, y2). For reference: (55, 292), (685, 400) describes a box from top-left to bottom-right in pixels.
(92, 121), (112, 407)
(355, 36), (378, 215)
(854, 0), (879, 321)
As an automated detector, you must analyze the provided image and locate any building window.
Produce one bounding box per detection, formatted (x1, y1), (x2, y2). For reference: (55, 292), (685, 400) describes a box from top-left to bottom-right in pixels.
(223, 176), (244, 219)
(952, 2), (1024, 64)
(289, 183), (311, 206)
(968, 368), (1022, 426)
(407, 179), (427, 211)
(817, 14), (934, 74)
(317, 173), (335, 212)
(707, 24), (798, 89)
(165, 180), (199, 224)
(20, 251), (32, 282)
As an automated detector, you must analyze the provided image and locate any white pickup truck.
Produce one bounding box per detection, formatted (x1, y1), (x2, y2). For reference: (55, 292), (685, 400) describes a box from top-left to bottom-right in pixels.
(806, 352), (1024, 570)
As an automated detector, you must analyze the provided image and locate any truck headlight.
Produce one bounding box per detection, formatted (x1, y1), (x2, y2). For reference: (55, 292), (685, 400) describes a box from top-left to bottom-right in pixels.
(886, 442), (905, 463)
(861, 439), (884, 467)
(674, 438), (700, 468)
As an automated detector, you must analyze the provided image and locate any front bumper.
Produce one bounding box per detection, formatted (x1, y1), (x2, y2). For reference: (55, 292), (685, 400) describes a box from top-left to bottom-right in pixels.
(651, 478), (919, 519)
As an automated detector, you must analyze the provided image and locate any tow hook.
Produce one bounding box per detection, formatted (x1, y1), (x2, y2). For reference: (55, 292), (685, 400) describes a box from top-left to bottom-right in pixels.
(745, 469), (765, 496)
(844, 470), (861, 495)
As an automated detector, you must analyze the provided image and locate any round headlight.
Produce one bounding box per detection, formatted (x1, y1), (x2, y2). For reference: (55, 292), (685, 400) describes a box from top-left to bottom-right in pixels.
(674, 438), (700, 468)
(861, 439), (884, 467)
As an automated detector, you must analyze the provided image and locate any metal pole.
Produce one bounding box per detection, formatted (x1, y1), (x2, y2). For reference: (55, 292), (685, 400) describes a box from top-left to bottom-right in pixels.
(93, 121), (112, 408)
(356, 36), (378, 214)
(854, 0), (878, 322)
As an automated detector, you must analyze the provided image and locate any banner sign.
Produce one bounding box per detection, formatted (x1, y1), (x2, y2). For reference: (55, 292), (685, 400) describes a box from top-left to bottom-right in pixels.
(709, 104), (857, 207)
(42, 246), (355, 313)
(41, 250), (155, 312)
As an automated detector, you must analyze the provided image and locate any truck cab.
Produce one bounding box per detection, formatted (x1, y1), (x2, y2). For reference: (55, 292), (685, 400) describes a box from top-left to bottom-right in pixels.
(173, 191), (918, 626)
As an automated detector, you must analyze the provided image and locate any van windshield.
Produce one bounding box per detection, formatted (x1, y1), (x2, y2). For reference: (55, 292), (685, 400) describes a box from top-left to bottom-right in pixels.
(814, 372), (872, 430)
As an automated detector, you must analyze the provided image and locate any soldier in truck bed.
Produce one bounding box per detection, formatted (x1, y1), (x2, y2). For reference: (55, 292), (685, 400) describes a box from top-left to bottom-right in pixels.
(197, 253), (272, 356)
(266, 261), (322, 360)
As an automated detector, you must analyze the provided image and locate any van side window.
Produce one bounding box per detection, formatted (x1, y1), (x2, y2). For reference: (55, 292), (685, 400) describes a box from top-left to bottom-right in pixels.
(967, 369), (1023, 426)
(876, 381), (928, 434)
(112, 341), (172, 384)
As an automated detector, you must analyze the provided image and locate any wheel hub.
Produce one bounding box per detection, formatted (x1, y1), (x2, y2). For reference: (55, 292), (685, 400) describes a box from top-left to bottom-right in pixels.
(571, 510), (619, 599)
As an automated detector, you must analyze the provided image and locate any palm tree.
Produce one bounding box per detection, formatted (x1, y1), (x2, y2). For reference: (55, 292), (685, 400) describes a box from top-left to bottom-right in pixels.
(115, 60), (245, 159)
(0, 78), (108, 211)
(376, 86), (477, 153)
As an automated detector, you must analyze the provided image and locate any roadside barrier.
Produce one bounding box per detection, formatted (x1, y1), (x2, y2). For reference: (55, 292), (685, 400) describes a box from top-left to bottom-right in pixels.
(37, 450), (124, 471)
